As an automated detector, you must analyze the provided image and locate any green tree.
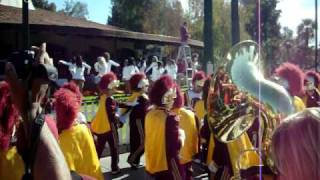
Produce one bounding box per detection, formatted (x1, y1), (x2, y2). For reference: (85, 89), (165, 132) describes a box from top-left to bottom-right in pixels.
(185, 0), (203, 41)
(108, 0), (148, 32)
(143, 0), (184, 36)
(245, 0), (281, 73)
(297, 19), (316, 48)
(58, 0), (89, 19)
(186, 0), (252, 69)
(108, 0), (184, 36)
(32, 0), (57, 11)
(282, 26), (293, 40)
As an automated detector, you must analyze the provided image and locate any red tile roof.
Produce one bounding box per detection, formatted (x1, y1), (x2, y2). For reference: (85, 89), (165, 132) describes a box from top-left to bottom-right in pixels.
(0, 5), (203, 47)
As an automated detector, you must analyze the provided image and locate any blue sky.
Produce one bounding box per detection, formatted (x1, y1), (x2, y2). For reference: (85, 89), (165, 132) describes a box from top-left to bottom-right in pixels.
(49, 0), (318, 37)
(48, 0), (112, 24)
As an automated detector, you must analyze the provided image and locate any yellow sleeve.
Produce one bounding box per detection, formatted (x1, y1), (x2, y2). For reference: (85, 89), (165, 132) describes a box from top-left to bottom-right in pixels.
(293, 96), (306, 112)
(0, 147), (24, 180)
(194, 100), (206, 120)
(206, 134), (215, 165)
(78, 126), (104, 180)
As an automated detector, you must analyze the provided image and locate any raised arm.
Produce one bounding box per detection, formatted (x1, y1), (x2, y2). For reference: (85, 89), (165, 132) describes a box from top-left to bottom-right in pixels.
(94, 62), (99, 73)
(145, 63), (155, 73)
(173, 64), (178, 73)
(134, 66), (140, 73)
(83, 62), (91, 74)
(59, 60), (72, 66)
(109, 60), (120, 67)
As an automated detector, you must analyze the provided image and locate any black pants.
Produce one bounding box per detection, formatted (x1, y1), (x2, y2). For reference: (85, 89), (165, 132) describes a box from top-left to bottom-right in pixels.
(127, 119), (144, 165)
(95, 127), (119, 171)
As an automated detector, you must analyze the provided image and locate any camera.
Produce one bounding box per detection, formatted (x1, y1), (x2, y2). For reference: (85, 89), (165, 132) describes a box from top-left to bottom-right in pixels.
(9, 50), (35, 80)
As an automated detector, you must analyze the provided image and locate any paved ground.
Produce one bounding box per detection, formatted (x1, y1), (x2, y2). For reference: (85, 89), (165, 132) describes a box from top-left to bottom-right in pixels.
(101, 153), (209, 180)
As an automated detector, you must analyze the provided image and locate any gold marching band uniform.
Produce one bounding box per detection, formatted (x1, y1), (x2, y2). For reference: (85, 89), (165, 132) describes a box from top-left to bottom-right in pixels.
(0, 146), (25, 180)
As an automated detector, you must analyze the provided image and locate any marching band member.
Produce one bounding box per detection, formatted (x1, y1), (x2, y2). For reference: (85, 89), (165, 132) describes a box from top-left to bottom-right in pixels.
(61, 82), (87, 124)
(206, 91), (261, 180)
(274, 63), (306, 112)
(54, 88), (103, 180)
(145, 75), (183, 179)
(199, 78), (215, 166)
(303, 70), (320, 107)
(185, 71), (207, 121)
(172, 85), (199, 180)
(91, 72), (122, 174)
(0, 82), (24, 180)
(126, 73), (150, 168)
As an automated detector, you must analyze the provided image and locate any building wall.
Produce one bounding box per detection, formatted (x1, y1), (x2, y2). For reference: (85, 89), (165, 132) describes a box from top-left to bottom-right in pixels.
(0, 28), (203, 84)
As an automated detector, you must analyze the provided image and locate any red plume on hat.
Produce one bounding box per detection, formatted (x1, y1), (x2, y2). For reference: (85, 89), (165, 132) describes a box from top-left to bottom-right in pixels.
(275, 63), (305, 97)
(149, 75), (175, 106)
(0, 82), (18, 150)
(62, 82), (82, 104)
(54, 88), (80, 131)
(129, 73), (146, 92)
(172, 84), (184, 109)
(305, 70), (320, 88)
(192, 71), (206, 85)
(99, 72), (117, 91)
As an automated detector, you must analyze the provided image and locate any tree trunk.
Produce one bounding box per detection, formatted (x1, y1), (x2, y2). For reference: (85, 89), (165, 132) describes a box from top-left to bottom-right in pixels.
(231, 0), (240, 45)
(204, 0), (213, 73)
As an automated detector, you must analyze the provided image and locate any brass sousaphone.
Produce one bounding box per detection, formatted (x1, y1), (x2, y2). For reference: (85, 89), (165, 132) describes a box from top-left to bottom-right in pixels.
(207, 41), (294, 177)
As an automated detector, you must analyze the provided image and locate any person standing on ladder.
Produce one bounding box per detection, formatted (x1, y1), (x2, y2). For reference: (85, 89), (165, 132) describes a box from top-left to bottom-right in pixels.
(180, 22), (190, 45)
(177, 22), (192, 88)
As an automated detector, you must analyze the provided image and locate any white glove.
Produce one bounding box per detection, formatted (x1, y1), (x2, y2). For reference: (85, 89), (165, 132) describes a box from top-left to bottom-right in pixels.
(208, 161), (218, 173)
(178, 128), (185, 148)
(126, 100), (139, 106)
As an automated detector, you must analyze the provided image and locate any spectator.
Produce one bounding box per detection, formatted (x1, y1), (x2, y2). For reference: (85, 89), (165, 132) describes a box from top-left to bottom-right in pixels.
(145, 56), (164, 84)
(122, 58), (139, 93)
(122, 57), (140, 82)
(103, 52), (120, 74)
(165, 59), (178, 80)
(94, 56), (110, 84)
(5, 61), (71, 179)
(32, 42), (53, 65)
(191, 53), (200, 74)
(137, 55), (147, 72)
(59, 55), (91, 91)
(271, 108), (320, 180)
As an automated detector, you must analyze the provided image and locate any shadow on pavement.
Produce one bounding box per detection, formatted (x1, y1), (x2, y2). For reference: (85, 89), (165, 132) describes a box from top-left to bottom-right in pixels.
(104, 166), (147, 180)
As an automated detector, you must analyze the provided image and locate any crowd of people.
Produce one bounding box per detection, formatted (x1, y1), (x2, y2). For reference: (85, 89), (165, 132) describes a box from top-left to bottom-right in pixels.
(56, 49), (201, 94)
(0, 43), (320, 180)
